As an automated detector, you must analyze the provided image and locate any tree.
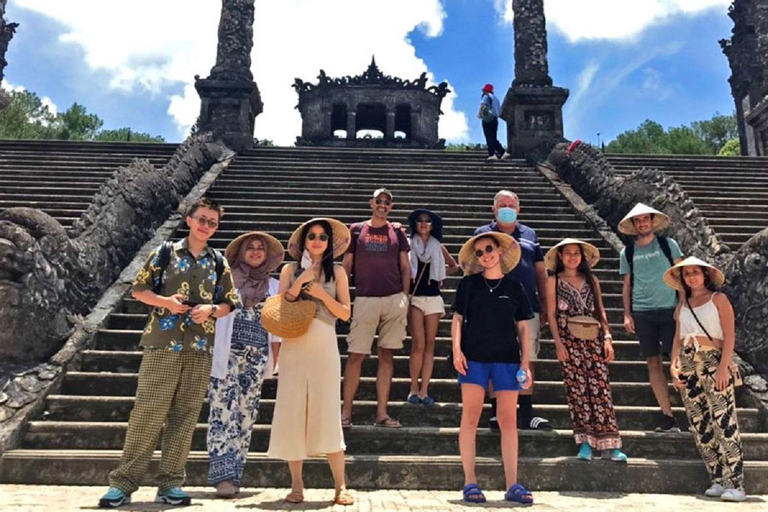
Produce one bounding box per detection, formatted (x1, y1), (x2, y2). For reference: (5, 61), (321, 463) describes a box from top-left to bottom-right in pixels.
(94, 128), (165, 143)
(0, 89), (56, 139)
(54, 102), (103, 140)
(718, 138), (740, 156)
(692, 112), (738, 154)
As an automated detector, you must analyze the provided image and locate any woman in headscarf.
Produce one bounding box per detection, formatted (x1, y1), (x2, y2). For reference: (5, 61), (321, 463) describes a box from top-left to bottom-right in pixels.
(207, 232), (284, 498)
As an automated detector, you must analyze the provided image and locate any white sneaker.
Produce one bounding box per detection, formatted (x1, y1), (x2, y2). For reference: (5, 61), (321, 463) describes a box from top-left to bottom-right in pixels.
(486, 155), (499, 161)
(500, 152), (511, 160)
(704, 483), (726, 497)
(721, 488), (747, 502)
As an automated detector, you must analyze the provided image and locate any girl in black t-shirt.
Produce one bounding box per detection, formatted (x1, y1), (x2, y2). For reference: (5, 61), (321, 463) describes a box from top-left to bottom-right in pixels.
(451, 232), (534, 505)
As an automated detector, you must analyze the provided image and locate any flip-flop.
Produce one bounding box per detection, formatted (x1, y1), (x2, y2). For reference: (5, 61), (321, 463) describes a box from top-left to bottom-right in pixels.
(285, 491), (304, 503)
(374, 416), (402, 428)
(334, 488), (355, 505)
(505, 483), (534, 504)
(462, 483), (486, 503)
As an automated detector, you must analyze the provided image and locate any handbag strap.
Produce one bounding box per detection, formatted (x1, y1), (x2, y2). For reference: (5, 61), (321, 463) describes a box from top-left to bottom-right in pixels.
(408, 260), (429, 303)
(685, 294), (714, 341)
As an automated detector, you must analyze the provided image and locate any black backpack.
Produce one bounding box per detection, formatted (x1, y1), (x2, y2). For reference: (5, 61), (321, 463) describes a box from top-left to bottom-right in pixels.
(152, 240), (226, 295)
(625, 236), (674, 306)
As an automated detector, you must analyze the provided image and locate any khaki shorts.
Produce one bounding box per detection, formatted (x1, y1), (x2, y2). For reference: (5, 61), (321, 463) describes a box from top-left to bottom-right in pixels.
(410, 295), (445, 317)
(347, 292), (409, 354)
(527, 312), (541, 362)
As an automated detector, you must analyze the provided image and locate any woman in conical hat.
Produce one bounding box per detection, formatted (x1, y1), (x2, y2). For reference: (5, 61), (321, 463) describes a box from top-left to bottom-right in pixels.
(207, 231), (284, 497)
(665, 257), (745, 502)
(545, 238), (627, 463)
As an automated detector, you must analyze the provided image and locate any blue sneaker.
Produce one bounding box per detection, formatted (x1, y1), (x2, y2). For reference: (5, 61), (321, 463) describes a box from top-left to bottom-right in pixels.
(607, 449), (628, 463)
(155, 487), (192, 506)
(98, 487), (131, 508)
(577, 442), (593, 461)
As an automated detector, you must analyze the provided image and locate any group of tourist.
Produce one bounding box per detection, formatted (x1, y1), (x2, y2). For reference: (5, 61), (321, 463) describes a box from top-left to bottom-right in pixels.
(96, 186), (747, 508)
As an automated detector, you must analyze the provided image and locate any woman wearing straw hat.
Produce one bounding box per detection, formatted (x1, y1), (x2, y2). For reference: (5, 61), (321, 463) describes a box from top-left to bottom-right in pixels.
(452, 232), (534, 504)
(545, 238), (627, 463)
(207, 231), (285, 497)
(266, 218), (354, 506)
(665, 257), (745, 502)
(405, 208), (458, 406)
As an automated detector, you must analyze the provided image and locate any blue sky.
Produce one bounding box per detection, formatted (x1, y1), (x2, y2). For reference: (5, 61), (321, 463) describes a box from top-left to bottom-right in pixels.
(4, 0), (736, 146)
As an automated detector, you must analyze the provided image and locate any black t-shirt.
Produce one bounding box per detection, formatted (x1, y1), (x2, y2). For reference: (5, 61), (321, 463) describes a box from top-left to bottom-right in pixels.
(410, 261), (441, 296)
(452, 273), (534, 363)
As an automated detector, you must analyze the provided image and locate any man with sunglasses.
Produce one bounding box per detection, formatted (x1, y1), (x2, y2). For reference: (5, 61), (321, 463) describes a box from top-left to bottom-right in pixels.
(474, 190), (552, 432)
(342, 188), (411, 429)
(99, 198), (240, 508)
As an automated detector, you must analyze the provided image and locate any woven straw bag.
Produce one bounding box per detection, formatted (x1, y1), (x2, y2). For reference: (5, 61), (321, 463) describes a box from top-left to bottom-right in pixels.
(566, 315), (601, 341)
(261, 293), (317, 339)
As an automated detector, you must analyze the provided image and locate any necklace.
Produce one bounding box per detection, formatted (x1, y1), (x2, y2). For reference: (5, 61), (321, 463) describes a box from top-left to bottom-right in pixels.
(483, 276), (502, 293)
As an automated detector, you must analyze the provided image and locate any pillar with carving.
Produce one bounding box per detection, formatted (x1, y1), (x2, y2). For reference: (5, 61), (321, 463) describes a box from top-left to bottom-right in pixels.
(195, 0), (263, 151)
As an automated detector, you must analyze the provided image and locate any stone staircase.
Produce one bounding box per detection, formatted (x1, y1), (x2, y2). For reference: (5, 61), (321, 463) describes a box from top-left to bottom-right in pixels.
(0, 140), (178, 228)
(607, 154), (768, 250)
(1, 148), (767, 493)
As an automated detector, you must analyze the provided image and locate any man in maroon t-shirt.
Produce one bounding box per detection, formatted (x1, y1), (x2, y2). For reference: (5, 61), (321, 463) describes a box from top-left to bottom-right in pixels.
(342, 188), (411, 428)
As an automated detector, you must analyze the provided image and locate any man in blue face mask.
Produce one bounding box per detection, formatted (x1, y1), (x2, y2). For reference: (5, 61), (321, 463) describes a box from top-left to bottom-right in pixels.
(474, 190), (551, 432)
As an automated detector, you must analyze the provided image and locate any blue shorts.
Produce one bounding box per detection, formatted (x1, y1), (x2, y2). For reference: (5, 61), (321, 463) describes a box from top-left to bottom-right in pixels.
(457, 361), (521, 391)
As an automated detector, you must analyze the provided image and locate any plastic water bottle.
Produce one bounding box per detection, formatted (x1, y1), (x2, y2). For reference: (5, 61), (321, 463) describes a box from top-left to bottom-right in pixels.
(516, 368), (530, 389)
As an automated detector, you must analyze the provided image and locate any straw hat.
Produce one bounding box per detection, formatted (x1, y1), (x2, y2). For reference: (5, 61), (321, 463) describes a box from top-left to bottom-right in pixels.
(287, 217), (351, 260)
(662, 256), (725, 291)
(544, 238), (600, 272)
(459, 232), (521, 276)
(618, 203), (671, 236)
(224, 231), (285, 273)
(407, 208), (443, 242)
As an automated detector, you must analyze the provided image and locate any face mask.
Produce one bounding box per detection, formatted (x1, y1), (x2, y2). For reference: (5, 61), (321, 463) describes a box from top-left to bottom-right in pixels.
(497, 207), (517, 224)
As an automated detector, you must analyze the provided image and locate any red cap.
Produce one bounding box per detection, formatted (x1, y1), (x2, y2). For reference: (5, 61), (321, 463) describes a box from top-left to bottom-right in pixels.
(482, 83), (494, 93)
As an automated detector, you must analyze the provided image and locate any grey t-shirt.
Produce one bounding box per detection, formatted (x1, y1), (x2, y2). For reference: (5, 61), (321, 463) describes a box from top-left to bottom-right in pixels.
(619, 237), (683, 311)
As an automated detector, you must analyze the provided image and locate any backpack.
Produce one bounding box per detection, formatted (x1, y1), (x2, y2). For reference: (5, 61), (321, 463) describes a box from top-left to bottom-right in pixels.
(625, 236), (674, 307)
(152, 240), (226, 295)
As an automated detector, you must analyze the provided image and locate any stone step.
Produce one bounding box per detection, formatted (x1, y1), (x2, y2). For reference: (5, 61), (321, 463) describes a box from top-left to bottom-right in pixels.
(2, 449), (767, 493)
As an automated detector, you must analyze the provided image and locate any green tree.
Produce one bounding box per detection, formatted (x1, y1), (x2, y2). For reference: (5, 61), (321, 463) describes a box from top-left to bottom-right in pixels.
(692, 112), (738, 154)
(718, 138), (741, 156)
(0, 90), (56, 139)
(94, 128), (165, 143)
(54, 102), (103, 140)
(605, 120), (669, 154)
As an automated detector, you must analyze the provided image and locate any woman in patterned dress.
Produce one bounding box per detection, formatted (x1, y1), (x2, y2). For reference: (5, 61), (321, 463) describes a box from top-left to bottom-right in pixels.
(207, 232), (285, 498)
(545, 238), (627, 462)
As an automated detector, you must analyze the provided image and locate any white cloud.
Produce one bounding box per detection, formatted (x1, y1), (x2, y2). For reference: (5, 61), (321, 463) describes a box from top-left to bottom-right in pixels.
(493, 0), (730, 42)
(40, 95), (57, 116)
(1, 79), (25, 93)
(13, 0), (468, 144)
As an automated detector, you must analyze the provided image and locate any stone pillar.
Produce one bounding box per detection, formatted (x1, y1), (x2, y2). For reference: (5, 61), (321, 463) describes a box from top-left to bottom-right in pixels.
(386, 109), (396, 139)
(501, 0), (568, 158)
(347, 109), (356, 140)
(410, 108), (421, 141)
(0, 0), (18, 110)
(195, 0), (263, 151)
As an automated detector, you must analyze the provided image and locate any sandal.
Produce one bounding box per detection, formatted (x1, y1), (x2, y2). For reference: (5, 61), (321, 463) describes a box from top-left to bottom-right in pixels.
(420, 395), (435, 406)
(374, 416), (402, 428)
(341, 415), (353, 429)
(285, 490), (304, 503)
(462, 483), (486, 503)
(505, 483), (534, 504)
(407, 393), (422, 405)
(334, 488), (355, 506)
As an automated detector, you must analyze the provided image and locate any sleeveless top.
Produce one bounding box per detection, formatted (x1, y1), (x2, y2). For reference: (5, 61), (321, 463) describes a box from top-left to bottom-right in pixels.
(679, 293), (724, 341)
(555, 275), (599, 340)
(288, 265), (338, 326)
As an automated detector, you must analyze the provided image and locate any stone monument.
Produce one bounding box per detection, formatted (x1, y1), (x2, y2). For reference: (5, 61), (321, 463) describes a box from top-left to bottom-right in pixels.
(195, 0), (263, 151)
(293, 57), (450, 148)
(0, 0), (18, 110)
(501, 0), (569, 158)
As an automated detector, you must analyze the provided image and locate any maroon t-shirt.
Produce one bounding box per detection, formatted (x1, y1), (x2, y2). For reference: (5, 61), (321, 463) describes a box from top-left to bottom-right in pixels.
(347, 222), (410, 297)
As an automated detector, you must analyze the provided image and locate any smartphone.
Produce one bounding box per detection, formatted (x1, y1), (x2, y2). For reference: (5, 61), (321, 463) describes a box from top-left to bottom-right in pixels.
(182, 300), (200, 307)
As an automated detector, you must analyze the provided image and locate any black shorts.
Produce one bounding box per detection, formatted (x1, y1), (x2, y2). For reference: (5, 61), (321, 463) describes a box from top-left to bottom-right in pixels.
(633, 308), (676, 358)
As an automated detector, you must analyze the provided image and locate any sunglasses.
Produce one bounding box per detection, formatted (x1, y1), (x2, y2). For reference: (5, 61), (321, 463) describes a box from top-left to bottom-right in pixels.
(374, 198), (392, 206)
(192, 215), (219, 229)
(307, 233), (329, 242)
(416, 218), (432, 224)
(474, 245), (496, 258)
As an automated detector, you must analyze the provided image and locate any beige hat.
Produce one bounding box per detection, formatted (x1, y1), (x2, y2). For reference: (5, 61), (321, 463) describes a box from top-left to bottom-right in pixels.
(372, 187), (393, 200)
(224, 231), (285, 273)
(663, 256), (725, 291)
(618, 203), (671, 236)
(544, 238), (600, 272)
(287, 217), (351, 260)
(459, 232), (521, 276)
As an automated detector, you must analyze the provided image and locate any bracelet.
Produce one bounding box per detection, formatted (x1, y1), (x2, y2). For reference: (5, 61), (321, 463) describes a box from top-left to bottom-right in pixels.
(209, 305), (218, 318)
(604, 333), (613, 340)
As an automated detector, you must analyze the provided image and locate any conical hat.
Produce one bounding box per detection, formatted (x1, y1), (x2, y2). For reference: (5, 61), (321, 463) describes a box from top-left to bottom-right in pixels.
(618, 203), (670, 235)
(224, 231), (285, 273)
(544, 238), (600, 272)
(458, 232), (521, 276)
(662, 256), (725, 291)
(287, 217), (351, 260)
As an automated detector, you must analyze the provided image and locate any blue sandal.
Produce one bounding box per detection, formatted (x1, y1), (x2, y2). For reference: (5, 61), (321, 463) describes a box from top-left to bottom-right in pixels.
(505, 483), (533, 504)
(421, 395), (435, 406)
(407, 393), (422, 405)
(462, 483), (486, 503)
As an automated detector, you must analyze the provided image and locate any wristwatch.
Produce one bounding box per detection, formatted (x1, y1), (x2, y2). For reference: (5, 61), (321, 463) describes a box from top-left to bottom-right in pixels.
(209, 305), (218, 318)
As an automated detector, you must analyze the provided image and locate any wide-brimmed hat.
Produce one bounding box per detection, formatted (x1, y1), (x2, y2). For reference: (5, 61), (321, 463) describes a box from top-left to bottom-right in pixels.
(544, 238), (600, 272)
(224, 231), (285, 273)
(459, 232), (521, 276)
(663, 256), (725, 291)
(618, 203), (671, 236)
(287, 217), (351, 260)
(407, 209), (443, 242)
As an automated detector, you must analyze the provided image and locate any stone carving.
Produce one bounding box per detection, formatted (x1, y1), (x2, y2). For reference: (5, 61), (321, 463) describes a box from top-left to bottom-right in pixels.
(512, 0), (552, 87)
(0, 0), (18, 110)
(0, 135), (229, 363)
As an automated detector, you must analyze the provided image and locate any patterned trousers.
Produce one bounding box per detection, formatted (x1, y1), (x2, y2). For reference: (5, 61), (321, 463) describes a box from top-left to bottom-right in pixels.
(679, 346), (744, 491)
(109, 350), (212, 494)
(206, 342), (269, 486)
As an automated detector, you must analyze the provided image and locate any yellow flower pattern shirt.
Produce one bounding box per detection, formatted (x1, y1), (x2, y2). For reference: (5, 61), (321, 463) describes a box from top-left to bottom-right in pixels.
(132, 238), (240, 352)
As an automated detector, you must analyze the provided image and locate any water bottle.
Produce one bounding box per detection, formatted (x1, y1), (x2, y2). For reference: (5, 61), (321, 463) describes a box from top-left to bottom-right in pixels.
(516, 368), (530, 389)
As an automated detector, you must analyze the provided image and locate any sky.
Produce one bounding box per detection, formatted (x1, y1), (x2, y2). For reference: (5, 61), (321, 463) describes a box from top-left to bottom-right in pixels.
(2, 0), (737, 147)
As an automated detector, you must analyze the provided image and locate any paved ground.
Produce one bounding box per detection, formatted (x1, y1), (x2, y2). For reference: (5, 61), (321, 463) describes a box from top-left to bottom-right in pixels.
(0, 486), (766, 511)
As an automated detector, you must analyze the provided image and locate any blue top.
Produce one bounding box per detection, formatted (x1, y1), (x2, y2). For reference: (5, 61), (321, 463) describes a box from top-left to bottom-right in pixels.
(473, 221), (544, 312)
(619, 236), (683, 311)
(481, 93), (501, 118)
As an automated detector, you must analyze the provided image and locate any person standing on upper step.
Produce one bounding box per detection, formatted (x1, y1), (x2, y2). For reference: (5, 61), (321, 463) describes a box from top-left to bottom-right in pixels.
(618, 203), (684, 433)
(474, 189), (552, 432)
(478, 83), (511, 162)
(206, 231), (284, 498)
(406, 208), (459, 406)
(545, 239), (627, 463)
(665, 257), (745, 503)
(342, 188), (411, 429)
(98, 198), (240, 509)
